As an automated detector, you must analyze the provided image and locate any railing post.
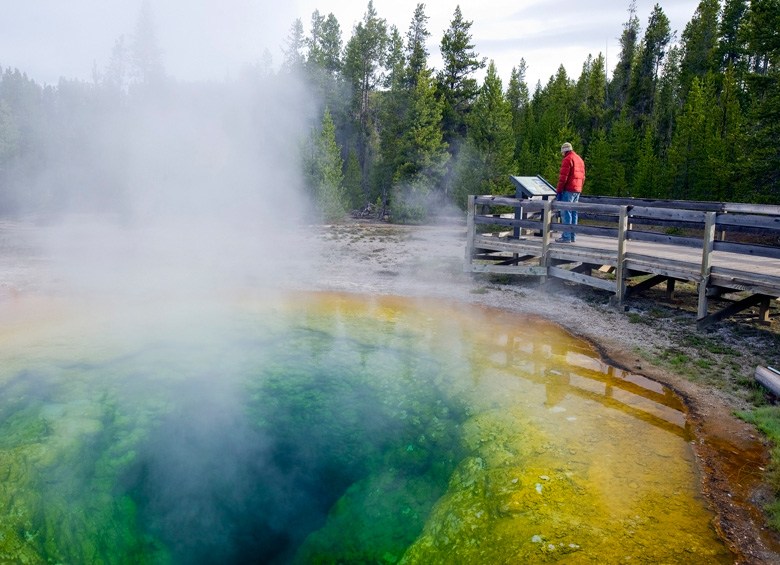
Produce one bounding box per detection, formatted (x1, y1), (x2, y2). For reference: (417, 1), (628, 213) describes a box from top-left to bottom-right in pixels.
(614, 206), (629, 304)
(540, 199), (552, 283)
(697, 211), (717, 321)
(465, 195), (476, 271)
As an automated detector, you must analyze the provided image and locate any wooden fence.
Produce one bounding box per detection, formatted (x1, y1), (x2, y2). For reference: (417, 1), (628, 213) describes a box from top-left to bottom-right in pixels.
(465, 195), (780, 328)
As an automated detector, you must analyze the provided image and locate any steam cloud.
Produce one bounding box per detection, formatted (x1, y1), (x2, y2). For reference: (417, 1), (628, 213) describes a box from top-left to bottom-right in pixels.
(38, 72), (319, 300)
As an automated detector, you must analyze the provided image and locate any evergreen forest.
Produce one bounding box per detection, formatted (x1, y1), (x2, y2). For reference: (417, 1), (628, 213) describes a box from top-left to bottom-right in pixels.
(0, 0), (778, 223)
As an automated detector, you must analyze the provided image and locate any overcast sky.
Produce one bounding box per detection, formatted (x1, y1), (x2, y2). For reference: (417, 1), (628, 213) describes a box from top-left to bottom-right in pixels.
(1, 1), (701, 89)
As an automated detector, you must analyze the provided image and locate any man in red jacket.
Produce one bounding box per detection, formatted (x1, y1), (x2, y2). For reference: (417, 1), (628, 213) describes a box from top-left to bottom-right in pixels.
(556, 142), (585, 243)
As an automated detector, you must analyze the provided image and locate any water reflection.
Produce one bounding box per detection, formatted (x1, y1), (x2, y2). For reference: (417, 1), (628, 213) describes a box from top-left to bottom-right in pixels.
(0, 292), (732, 563)
(491, 328), (687, 435)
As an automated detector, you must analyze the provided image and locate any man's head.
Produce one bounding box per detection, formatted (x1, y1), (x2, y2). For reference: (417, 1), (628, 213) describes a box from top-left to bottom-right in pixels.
(561, 142), (573, 155)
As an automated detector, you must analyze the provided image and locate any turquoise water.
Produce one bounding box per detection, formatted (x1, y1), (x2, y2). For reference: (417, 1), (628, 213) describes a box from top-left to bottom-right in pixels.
(0, 292), (732, 563)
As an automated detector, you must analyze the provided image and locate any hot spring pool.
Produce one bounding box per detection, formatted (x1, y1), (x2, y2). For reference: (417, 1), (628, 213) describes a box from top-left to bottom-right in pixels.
(0, 291), (732, 563)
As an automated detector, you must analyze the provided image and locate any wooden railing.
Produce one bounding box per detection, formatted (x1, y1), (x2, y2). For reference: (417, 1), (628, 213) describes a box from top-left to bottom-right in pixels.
(466, 195), (780, 327)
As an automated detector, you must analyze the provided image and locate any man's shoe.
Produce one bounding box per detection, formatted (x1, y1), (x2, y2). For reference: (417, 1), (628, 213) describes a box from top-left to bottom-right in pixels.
(555, 237), (570, 243)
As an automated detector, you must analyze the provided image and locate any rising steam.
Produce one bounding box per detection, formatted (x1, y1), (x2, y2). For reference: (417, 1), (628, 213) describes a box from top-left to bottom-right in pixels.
(37, 71), (319, 300)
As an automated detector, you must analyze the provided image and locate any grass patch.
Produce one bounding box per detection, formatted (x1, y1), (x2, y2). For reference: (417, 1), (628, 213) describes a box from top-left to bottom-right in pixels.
(695, 358), (713, 369)
(737, 406), (780, 529)
(648, 307), (672, 319)
(627, 312), (644, 324)
(659, 348), (691, 369)
(682, 334), (739, 355)
(487, 274), (513, 285)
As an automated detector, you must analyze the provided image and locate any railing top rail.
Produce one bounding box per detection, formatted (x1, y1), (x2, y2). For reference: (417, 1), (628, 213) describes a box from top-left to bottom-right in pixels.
(474, 195), (529, 207)
(474, 195), (625, 215)
(629, 206), (707, 223)
(579, 195), (724, 211)
(716, 212), (780, 232)
(553, 201), (625, 215)
(581, 195), (780, 217)
(474, 195), (780, 229)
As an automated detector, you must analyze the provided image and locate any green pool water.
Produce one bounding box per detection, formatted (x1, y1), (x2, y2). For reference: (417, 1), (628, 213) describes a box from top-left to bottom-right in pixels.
(0, 291), (732, 564)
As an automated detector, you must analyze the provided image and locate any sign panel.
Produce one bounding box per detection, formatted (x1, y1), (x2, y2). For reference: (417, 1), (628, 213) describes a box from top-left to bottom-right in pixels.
(509, 175), (557, 198)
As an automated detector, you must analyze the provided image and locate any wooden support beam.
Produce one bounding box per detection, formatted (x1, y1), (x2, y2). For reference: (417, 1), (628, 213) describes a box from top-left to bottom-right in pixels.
(759, 295), (772, 325)
(626, 274), (668, 297)
(666, 278), (677, 301)
(697, 212), (717, 320)
(551, 258), (579, 267)
(625, 275), (678, 301)
(706, 286), (727, 298)
(465, 195), (476, 271)
(697, 293), (771, 329)
(540, 200), (552, 285)
(469, 264), (548, 276)
(549, 266), (616, 292)
(613, 206), (629, 305)
(496, 255), (536, 266)
(571, 263), (593, 275)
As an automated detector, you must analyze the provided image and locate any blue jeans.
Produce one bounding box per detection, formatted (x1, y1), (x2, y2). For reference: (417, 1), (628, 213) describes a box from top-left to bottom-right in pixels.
(559, 191), (580, 241)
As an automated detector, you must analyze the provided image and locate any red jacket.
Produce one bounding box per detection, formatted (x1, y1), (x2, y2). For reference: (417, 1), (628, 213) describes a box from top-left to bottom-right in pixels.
(557, 151), (585, 194)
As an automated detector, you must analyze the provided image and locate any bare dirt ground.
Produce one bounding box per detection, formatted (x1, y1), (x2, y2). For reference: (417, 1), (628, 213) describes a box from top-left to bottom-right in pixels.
(2, 217), (780, 563)
(304, 219), (780, 565)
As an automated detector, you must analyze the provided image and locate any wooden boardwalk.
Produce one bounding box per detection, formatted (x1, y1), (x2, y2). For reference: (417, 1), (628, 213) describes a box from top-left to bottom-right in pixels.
(466, 195), (780, 327)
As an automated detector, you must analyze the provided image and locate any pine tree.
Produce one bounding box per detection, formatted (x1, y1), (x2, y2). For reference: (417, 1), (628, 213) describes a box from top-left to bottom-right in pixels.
(306, 11), (346, 136)
(463, 61), (514, 196)
(306, 10), (343, 74)
(627, 4), (671, 127)
(743, 0), (780, 200)
(343, 149), (364, 210)
(405, 3), (431, 88)
(0, 95), (20, 212)
(130, 1), (165, 87)
(717, 0), (749, 74)
(507, 61), (530, 132)
(451, 140), (484, 207)
(585, 129), (619, 196)
(608, 1), (640, 113)
(666, 77), (719, 200)
(537, 141), (565, 187)
(717, 64), (748, 201)
(343, 1), (389, 203)
(607, 115), (637, 196)
(516, 139), (535, 176)
(679, 0), (721, 96)
(282, 18), (306, 73)
(375, 25), (407, 207)
(653, 45), (682, 152)
(507, 61), (531, 165)
(392, 68), (449, 221)
(437, 6), (486, 147)
(343, 1), (388, 120)
(0, 99), (18, 161)
(103, 36), (129, 93)
(517, 97), (538, 175)
(306, 108), (347, 222)
(632, 126), (661, 198)
(526, 66), (579, 185)
(396, 69), (448, 184)
(574, 54), (607, 142)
